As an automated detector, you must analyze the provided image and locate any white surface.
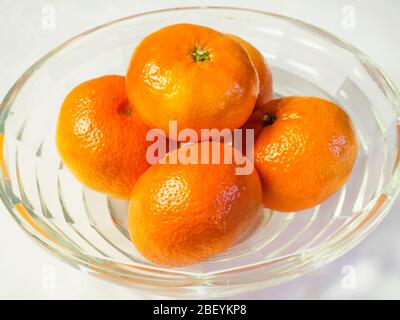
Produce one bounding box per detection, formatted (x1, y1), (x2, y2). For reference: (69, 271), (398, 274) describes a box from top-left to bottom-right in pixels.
(0, 0), (399, 300)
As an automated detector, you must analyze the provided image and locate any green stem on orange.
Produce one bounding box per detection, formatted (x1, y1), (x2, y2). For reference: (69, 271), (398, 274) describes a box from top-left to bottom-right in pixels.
(192, 48), (210, 62)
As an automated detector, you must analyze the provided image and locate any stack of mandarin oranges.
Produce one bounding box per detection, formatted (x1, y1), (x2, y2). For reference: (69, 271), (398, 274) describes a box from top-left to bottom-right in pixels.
(56, 24), (358, 267)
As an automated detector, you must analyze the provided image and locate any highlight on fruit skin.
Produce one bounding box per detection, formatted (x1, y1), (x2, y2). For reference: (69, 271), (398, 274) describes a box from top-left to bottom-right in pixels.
(125, 23), (259, 138)
(128, 141), (263, 267)
(56, 75), (150, 199)
(253, 96), (358, 212)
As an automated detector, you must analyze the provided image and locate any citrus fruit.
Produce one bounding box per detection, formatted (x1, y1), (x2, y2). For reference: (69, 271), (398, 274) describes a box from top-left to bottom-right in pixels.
(56, 75), (150, 199)
(128, 141), (262, 267)
(228, 34), (273, 108)
(254, 97), (358, 212)
(125, 23), (259, 137)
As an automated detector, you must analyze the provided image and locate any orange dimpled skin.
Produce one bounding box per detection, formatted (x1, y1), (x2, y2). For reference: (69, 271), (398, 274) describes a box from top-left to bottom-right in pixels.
(125, 24), (259, 137)
(128, 142), (262, 267)
(56, 75), (150, 199)
(254, 97), (358, 212)
(228, 34), (273, 108)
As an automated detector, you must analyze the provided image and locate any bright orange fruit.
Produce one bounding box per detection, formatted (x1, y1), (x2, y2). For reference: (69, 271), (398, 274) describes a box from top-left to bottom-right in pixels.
(228, 34), (273, 108)
(254, 97), (358, 212)
(56, 75), (150, 199)
(125, 23), (259, 137)
(128, 141), (262, 267)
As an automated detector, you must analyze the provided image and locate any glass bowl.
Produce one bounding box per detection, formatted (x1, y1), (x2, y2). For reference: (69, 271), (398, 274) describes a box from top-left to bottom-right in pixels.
(1, 6), (400, 298)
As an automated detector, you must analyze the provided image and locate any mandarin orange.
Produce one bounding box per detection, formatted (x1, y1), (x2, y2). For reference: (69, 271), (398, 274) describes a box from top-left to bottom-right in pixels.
(254, 97), (358, 212)
(125, 24), (259, 137)
(128, 141), (262, 267)
(56, 75), (150, 199)
(228, 34), (273, 108)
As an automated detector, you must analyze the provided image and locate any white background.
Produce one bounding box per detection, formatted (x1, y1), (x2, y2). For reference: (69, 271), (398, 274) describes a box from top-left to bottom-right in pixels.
(0, 0), (399, 299)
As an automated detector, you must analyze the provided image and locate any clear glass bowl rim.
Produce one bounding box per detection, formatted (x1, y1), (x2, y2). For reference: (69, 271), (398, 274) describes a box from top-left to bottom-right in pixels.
(1, 6), (400, 295)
